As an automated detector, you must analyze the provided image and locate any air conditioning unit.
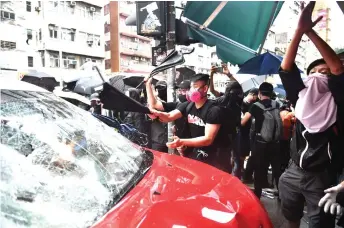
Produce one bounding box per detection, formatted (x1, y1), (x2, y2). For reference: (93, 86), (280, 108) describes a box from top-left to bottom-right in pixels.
(86, 58), (91, 62)
(90, 7), (95, 12)
(134, 38), (139, 42)
(134, 57), (139, 60)
(69, 60), (77, 65)
(35, 6), (41, 12)
(70, 1), (76, 6)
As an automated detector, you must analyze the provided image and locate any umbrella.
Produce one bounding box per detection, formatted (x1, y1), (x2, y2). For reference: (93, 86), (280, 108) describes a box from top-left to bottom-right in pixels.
(182, 1), (284, 65)
(108, 75), (131, 92)
(53, 87), (90, 106)
(274, 87), (286, 98)
(237, 52), (304, 75)
(21, 70), (58, 92)
(237, 52), (284, 75)
(123, 75), (158, 89)
(73, 77), (103, 95)
(176, 67), (195, 84)
(235, 74), (266, 93)
(99, 83), (151, 114)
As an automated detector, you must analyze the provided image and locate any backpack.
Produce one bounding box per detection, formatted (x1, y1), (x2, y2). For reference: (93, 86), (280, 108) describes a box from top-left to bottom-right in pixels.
(254, 101), (283, 142)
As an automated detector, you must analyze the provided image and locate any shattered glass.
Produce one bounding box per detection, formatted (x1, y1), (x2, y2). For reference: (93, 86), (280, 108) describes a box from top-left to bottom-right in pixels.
(0, 90), (153, 228)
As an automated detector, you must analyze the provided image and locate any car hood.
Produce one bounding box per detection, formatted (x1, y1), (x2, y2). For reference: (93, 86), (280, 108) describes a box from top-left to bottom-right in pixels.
(92, 151), (272, 228)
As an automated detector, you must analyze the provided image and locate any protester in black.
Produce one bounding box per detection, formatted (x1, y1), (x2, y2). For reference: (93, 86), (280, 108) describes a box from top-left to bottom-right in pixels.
(277, 2), (344, 228)
(240, 88), (259, 182)
(145, 80), (169, 152)
(152, 74), (232, 173)
(145, 77), (191, 155)
(241, 82), (282, 199)
(213, 81), (244, 178)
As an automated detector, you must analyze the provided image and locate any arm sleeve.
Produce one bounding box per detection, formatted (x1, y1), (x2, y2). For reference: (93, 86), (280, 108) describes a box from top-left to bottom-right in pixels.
(328, 73), (344, 106)
(279, 63), (305, 107)
(248, 103), (257, 117)
(205, 106), (222, 124)
(176, 101), (189, 117)
(162, 102), (178, 112)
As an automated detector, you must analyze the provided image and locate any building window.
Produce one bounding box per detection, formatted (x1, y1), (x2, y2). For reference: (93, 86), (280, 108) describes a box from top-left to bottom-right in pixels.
(198, 43), (203, 48)
(105, 41), (110, 51)
(49, 53), (60, 68)
(61, 28), (75, 41)
(104, 4), (110, 15)
(62, 53), (76, 69)
(105, 59), (111, 70)
(1, 10), (15, 20)
(26, 1), (32, 12)
(27, 29), (33, 40)
(104, 22), (110, 33)
(0, 40), (16, 50)
(28, 56), (33, 67)
(48, 25), (58, 39)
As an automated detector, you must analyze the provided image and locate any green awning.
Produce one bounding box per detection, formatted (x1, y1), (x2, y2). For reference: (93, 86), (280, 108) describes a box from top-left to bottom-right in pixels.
(183, 1), (284, 65)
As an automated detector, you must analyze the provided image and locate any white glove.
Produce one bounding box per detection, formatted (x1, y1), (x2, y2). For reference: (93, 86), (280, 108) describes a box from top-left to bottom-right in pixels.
(318, 183), (344, 215)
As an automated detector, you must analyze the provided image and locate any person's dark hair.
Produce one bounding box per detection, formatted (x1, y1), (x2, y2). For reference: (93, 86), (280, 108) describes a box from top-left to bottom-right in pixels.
(259, 82), (273, 97)
(306, 58), (326, 75)
(190, 73), (210, 85)
(225, 81), (243, 95)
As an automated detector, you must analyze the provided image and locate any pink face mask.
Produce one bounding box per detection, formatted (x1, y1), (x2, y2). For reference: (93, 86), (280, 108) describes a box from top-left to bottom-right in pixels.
(187, 88), (205, 102)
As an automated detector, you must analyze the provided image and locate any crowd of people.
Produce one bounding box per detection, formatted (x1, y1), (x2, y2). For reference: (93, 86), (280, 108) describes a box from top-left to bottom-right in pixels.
(87, 2), (344, 228)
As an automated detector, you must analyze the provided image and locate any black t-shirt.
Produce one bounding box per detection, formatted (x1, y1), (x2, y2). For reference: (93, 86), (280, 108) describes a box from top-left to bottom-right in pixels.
(177, 100), (229, 153)
(213, 95), (242, 135)
(249, 99), (280, 133)
(162, 101), (190, 139)
(279, 64), (344, 171)
(240, 101), (253, 137)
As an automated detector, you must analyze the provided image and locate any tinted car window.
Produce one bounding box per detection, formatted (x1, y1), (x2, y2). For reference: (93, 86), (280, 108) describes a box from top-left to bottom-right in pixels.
(0, 90), (153, 227)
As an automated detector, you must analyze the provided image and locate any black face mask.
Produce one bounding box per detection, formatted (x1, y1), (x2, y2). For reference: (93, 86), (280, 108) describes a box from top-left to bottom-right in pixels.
(178, 94), (187, 103)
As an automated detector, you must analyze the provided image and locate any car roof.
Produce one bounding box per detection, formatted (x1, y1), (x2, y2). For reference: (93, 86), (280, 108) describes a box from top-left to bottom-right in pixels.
(0, 78), (49, 93)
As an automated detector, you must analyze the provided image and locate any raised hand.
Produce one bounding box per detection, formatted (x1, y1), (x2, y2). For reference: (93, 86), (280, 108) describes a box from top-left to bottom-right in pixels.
(297, 1), (323, 34)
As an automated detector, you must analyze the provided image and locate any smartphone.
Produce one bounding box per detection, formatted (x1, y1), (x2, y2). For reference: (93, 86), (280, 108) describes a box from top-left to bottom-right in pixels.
(216, 67), (223, 73)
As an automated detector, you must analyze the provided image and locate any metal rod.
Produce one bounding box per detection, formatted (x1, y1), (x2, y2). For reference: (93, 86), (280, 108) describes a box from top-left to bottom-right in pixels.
(200, 1), (228, 29)
(166, 1), (176, 155)
(258, 1), (279, 54)
(94, 66), (105, 82)
(181, 16), (256, 55)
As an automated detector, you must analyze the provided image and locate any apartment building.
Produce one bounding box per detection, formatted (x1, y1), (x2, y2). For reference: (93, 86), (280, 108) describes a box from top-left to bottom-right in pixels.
(180, 43), (212, 74)
(104, 1), (153, 74)
(0, 1), (104, 80)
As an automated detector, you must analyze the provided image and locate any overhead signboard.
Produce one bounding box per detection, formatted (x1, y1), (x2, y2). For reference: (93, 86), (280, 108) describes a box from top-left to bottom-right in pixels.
(136, 1), (166, 38)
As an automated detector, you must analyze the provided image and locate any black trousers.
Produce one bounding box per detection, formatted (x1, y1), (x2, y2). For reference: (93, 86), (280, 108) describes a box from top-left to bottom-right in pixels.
(252, 139), (281, 198)
(280, 139), (291, 172)
(279, 162), (335, 227)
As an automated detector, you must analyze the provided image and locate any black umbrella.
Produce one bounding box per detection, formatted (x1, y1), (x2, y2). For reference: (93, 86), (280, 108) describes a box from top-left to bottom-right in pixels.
(21, 70), (58, 92)
(123, 75), (158, 89)
(73, 77), (103, 95)
(176, 67), (195, 84)
(108, 75), (134, 92)
(100, 83), (150, 114)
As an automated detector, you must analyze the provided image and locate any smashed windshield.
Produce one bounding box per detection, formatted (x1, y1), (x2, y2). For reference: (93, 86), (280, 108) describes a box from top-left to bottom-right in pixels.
(0, 90), (153, 228)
